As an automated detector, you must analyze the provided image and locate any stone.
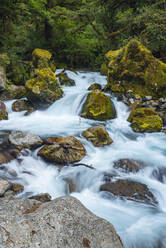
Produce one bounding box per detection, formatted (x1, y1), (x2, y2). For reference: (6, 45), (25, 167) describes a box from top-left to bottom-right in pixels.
(0, 101), (8, 120)
(81, 90), (116, 121)
(0, 85), (27, 101)
(12, 99), (34, 113)
(128, 107), (163, 132)
(29, 193), (51, 203)
(9, 131), (43, 149)
(32, 48), (52, 69)
(38, 136), (86, 165)
(144, 96), (152, 101)
(82, 125), (113, 147)
(105, 39), (166, 98)
(58, 72), (75, 86)
(100, 179), (157, 205)
(88, 83), (102, 91)
(0, 196), (123, 248)
(12, 183), (24, 193)
(0, 179), (11, 196)
(100, 62), (108, 75)
(0, 65), (6, 92)
(26, 68), (63, 108)
(151, 167), (166, 183)
(113, 159), (145, 173)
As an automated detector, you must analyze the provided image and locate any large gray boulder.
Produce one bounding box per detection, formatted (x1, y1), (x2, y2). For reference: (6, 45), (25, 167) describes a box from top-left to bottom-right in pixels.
(0, 196), (123, 248)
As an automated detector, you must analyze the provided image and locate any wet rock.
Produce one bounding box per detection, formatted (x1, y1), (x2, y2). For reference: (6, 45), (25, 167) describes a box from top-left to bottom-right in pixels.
(0, 101), (8, 120)
(151, 167), (166, 183)
(100, 179), (157, 205)
(82, 125), (113, 147)
(32, 48), (52, 69)
(0, 85), (27, 101)
(29, 193), (51, 203)
(81, 90), (116, 121)
(12, 183), (24, 193)
(0, 150), (14, 164)
(26, 68), (63, 108)
(0, 179), (11, 196)
(9, 131), (43, 149)
(58, 72), (75, 86)
(128, 108), (163, 132)
(113, 159), (145, 173)
(0, 196), (123, 248)
(88, 83), (102, 91)
(12, 99), (34, 114)
(38, 136), (86, 165)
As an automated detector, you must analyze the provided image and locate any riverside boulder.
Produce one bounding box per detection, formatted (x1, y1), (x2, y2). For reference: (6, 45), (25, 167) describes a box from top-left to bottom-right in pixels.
(0, 101), (8, 120)
(81, 90), (116, 121)
(105, 40), (166, 98)
(12, 99), (34, 114)
(38, 136), (86, 165)
(26, 68), (63, 108)
(58, 72), (75, 86)
(0, 196), (123, 248)
(82, 125), (113, 147)
(128, 107), (163, 132)
(32, 48), (52, 69)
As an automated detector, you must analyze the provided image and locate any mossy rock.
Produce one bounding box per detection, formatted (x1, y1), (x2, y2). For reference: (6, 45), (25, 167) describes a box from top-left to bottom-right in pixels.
(88, 83), (102, 91)
(58, 72), (75, 86)
(128, 107), (163, 132)
(105, 40), (166, 98)
(100, 62), (108, 76)
(81, 90), (116, 121)
(82, 125), (113, 147)
(26, 68), (63, 108)
(32, 49), (52, 69)
(0, 101), (8, 120)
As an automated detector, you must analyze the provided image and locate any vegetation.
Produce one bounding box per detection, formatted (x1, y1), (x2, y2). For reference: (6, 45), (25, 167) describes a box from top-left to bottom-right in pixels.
(0, 0), (166, 71)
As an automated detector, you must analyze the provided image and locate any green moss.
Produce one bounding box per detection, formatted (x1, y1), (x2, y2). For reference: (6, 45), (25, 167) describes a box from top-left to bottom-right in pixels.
(32, 49), (52, 60)
(58, 72), (75, 86)
(32, 49), (52, 69)
(0, 102), (8, 120)
(88, 83), (101, 91)
(81, 90), (116, 121)
(100, 62), (108, 76)
(128, 107), (163, 132)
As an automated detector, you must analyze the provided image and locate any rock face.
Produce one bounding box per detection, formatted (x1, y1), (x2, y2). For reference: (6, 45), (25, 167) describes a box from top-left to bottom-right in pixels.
(32, 48), (52, 69)
(100, 179), (157, 205)
(26, 68), (63, 108)
(128, 108), (163, 132)
(82, 125), (113, 147)
(88, 83), (102, 91)
(0, 101), (8, 120)
(81, 90), (116, 121)
(105, 40), (166, 98)
(0, 196), (123, 248)
(113, 159), (145, 173)
(38, 136), (86, 165)
(58, 72), (75, 86)
(9, 131), (43, 149)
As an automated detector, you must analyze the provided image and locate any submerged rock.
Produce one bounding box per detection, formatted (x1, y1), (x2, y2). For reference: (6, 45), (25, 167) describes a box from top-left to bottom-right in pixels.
(100, 179), (157, 205)
(81, 90), (116, 121)
(113, 159), (145, 173)
(88, 83), (102, 91)
(0, 101), (8, 120)
(32, 48), (52, 69)
(105, 39), (166, 98)
(58, 72), (75, 86)
(128, 107), (163, 132)
(26, 68), (63, 108)
(9, 131), (43, 149)
(82, 125), (113, 147)
(38, 136), (86, 165)
(0, 196), (123, 248)
(100, 62), (108, 76)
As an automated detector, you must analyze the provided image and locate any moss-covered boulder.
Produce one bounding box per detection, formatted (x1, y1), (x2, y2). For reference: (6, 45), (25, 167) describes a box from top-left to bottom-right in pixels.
(32, 49), (52, 69)
(0, 85), (27, 101)
(58, 72), (75, 86)
(100, 62), (108, 76)
(0, 54), (9, 92)
(128, 107), (163, 132)
(38, 136), (86, 165)
(26, 68), (63, 108)
(81, 90), (116, 121)
(88, 83), (102, 91)
(82, 125), (113, 147)
(0, 101), (8, 120)
(105, 40), (166, 98)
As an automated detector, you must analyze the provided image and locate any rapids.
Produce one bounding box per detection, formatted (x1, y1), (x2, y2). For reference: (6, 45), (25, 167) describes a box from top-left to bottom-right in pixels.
(0, 70), (166, 247)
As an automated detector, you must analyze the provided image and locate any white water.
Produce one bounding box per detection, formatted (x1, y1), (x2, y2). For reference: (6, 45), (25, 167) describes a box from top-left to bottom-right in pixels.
(0, 70), (166, 247)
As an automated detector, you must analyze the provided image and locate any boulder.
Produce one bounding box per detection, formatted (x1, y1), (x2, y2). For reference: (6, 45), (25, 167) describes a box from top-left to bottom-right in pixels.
(9, 131), (43, 149)
(105, 39), (166, 98)
(100, 62), (108, 75)
(82, 125), (113, 147)
(0, 179), (11, 196)
(32, 48), (52, 69)
(0, 196), (123, 248)
(0, 66), (6, 92)
(88, 83), (102, 91)
(151, 167), (166, 183)
(100, 179), (157, 205)
(26, 68), (63, 108)
(113, 159), (145, 173)
(0, 85), (27, 101)
(128, 107), (163, 132)
(12, 99), (34, 114)
(11, 183), (24, 194)
(38, 136), (86, 165)
(58, 72), (75, 86)
(81, 90), (116, 121)
(29, 193), (51, 203)
(0, 101), (8, 120)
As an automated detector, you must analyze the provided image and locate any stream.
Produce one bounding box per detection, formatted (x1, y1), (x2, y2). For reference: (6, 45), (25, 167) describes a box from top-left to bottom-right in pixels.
(0, 70), (166, 248)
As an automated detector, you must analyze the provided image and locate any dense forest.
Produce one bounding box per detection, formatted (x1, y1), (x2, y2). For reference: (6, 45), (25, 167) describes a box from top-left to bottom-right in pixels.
(0, 0), (166, 73)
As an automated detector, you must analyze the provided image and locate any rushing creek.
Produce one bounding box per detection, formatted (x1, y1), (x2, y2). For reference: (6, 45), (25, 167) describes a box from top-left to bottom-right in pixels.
(0, 70), (166, 248)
